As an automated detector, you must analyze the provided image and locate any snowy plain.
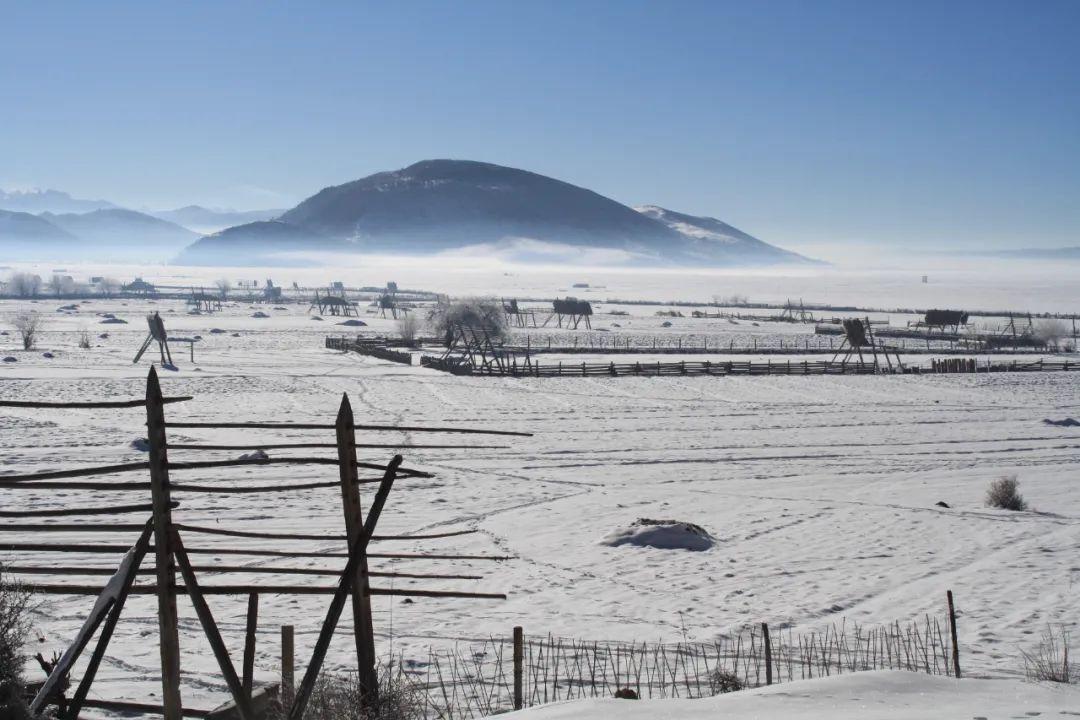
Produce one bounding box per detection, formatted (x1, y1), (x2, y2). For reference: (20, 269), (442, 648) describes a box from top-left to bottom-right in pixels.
(1, 258), (1078, 714)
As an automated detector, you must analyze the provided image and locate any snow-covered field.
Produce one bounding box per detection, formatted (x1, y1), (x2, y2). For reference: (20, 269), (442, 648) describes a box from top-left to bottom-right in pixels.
(2, 261), (1079, 713)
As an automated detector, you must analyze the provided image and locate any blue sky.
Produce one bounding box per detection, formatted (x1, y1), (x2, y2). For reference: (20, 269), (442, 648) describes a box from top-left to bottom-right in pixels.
(2, 0), (1078, 252)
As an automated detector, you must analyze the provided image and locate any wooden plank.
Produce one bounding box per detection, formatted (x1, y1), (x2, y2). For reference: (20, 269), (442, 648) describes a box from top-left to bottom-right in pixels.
(513, 626), (524, 710)
(947, 590), (961, 678)
(335, 394), (380, 709)
(172, 534), (254, 720)
(242, 594), (258, 703)
(0, 462), (150, 484)
(0, 502), (175, 518)
(0, 396), (192, 409)
(64, 524), (153, 720)
(281, 625), (295, 709)
(146, 366), (184, 720)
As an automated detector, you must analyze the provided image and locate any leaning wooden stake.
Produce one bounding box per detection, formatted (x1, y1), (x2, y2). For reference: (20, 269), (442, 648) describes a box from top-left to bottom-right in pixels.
(172, 532), (254, 720)
(335, 394), (379, 709)
(288, 456), (401, 720)
(947, 590), (961, 678)
(146, 366), (183, 720)
(513, 626), (524, 709)
(762, 622), (773, 685)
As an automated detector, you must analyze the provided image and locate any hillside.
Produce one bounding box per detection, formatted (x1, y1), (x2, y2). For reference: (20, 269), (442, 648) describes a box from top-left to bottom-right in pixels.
(43, 209), (199, 250)
(152, 205), (284, 234)
(173, 220), (335, 265)
(180, 160), (816, 266)
(0, 188), (116, 214)
(0, 208), (76, 245)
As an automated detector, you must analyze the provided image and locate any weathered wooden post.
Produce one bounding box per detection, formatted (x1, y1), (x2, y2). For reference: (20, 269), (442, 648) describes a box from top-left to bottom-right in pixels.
(336, 394), (380, 709)
(281, 625), (295, 707)
(146, 367), (183, 720)
(947, 590), (961, 678)
(513, 626), (524, 710)
(243, 593), (259, 702)
(762, 622), (773, 685)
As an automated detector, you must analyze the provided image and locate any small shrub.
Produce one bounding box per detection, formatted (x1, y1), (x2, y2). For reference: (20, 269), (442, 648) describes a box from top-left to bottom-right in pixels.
(279, 663), (425, 720)
(1, 566), (33, 718)
(396, 313), (419, 346)
(13, 312), (44, 351)
(986, 475), (1028, 511)
(1022, 625), (1073, 684)
(709, 668), (744, 694)
(78, 330), (92, 349)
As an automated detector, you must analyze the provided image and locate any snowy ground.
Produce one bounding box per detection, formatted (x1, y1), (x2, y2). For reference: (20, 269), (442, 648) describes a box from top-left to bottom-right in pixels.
(517, 671), (1080, 719)
(1, 262), (1079, 712)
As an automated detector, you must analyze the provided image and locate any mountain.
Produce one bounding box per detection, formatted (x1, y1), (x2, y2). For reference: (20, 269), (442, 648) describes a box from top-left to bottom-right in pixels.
(635, 205), (818, 265)
(0, 188), (117, 214)
(179, 160), (816, 266)
(151, 205), (285, 234)
(0, 209), (76, 244)
(174, 221), (333, 265)
(42, 209), (199, 252)
(981, 247), (1080, 260)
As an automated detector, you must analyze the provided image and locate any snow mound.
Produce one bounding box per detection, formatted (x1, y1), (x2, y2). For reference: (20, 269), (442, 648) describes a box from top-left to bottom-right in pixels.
(601, 518), (714, 551)
(252, 311), (270, 318)
(337, 319), (367, 326)
(238, 449), (269, 461)
(1044, 417), (1079, 427)
(130, 438), (150, 452)
(3, 356), (16, 363)
(100, 317), (128, 324)
(515, 670), (1080, 719)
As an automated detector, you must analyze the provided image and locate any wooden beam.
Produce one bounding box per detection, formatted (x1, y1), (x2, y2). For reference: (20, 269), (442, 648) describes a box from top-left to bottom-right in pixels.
(336, 394), (379, 708)
(146, 367), (183, 720)
(172, 534), (254, 720)
(242, 594), (258, 703)
(288, 456), (401, 720)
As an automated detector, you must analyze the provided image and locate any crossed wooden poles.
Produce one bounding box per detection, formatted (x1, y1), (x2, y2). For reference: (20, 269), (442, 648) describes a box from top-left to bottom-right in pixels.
(1, 367), (525, 719)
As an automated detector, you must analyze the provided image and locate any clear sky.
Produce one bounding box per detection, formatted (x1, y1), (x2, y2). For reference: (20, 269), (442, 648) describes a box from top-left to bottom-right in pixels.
(2, 0), (1078, 252)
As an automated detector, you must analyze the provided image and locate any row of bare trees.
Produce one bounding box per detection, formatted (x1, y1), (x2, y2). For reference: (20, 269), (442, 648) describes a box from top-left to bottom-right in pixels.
(1, 273), (123, 298)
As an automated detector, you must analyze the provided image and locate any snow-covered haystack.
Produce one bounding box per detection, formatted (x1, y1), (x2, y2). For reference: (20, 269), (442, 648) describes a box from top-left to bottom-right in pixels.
(601, 518), (715, 552)
(238, 449), (269, 462)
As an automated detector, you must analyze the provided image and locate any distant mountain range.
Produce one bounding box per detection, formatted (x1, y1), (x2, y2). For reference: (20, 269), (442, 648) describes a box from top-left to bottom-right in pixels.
(149, 205), (285, 234)
(178, 160), (818, 267)
(0, 188), (116, 214)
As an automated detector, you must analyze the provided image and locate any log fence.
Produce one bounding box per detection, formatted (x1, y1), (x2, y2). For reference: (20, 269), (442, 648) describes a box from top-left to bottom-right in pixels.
(0, 369), (529, 719)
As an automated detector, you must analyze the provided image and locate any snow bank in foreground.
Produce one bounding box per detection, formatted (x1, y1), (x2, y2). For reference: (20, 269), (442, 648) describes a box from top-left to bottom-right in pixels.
(516, 670), (1080, 719)
(601, 518), (715, 551)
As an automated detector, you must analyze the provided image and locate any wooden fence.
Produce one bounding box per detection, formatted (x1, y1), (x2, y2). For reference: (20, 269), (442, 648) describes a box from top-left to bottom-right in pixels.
(0, 371), (528, 719)
(388, 607), (962, 718)
(325, 336), (414, 365)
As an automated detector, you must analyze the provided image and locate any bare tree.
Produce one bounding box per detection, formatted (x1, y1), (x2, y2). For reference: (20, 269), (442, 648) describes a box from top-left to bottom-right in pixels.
(97, 277), (120, 297)
(6, 273), (41, 298)
(13, 312), (44, 350)
(215, 278), (232, 298)
(47, 274), (75, 297)
(397, 313), (420, 345)
(1034, 319), (1069, 350)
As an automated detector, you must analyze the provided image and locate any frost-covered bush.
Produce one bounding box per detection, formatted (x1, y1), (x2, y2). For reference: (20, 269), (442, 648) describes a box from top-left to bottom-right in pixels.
(6, 273), (41, 298)
(986, 475), (1028, 511)
(396, 313), (419, 346)
(13, 312), (44, 351)
(428, 298), (509, 347)
(278, 664), (425, 720)
(0, 566), (32, 718)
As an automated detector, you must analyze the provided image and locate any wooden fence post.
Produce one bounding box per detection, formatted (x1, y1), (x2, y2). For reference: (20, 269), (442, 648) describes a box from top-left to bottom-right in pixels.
(762, 622), (773, 685)
(243, 593), (259, 703)
(947, 590), (961, 678)
(335, 394), (380, 709)
(513, 626), (524, 710)
(281, 625), (295, 708)
(145, 367), (183, 720)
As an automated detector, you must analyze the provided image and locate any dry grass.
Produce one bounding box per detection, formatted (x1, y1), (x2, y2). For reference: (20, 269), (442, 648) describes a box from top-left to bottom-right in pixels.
(13, 312), (44, 351)
(1022, 625), (1073, 684)
(279, 663), (427, 720)
(986, 475), (1028, 511)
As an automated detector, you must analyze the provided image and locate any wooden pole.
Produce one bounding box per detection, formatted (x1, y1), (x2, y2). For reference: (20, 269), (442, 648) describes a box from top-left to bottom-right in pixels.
(146, 367), (183, 720)
(335, 395), (380, 709)
(513, 626), (524, 709)
(242, 593), (258, 703)
(762, 622), (773, 685)
(281, 625), (295, 708)
(947, 590), (961, 678)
